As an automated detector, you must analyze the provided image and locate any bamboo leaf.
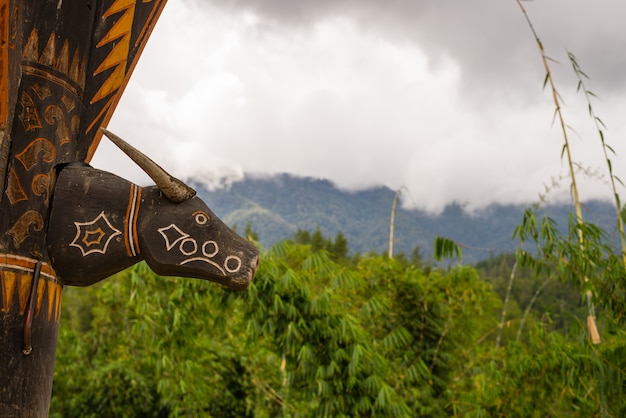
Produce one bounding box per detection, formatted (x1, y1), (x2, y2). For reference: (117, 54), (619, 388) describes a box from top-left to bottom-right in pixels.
(433, 236), (463, 261)
(382, 327), (412, 351)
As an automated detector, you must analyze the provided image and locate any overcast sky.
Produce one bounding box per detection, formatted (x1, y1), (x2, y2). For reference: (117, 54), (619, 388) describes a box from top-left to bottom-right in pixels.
(93, 0), (626, 213)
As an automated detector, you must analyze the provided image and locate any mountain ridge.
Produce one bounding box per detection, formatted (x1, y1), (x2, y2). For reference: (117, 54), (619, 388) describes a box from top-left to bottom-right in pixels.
(192, 173), (618, 264)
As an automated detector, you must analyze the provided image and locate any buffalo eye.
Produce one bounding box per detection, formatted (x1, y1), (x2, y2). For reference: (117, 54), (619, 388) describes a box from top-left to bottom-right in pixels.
(193, 210), (209, 225)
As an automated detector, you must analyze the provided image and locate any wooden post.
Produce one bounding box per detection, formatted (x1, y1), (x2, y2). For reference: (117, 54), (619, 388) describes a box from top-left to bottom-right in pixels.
(0, 1), (168, 415)
(1, 4), (258, 415)
(0, 257), (62, 416)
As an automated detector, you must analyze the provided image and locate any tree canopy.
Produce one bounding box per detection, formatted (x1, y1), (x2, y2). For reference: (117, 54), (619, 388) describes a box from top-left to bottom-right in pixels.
(50, 234), (626, 417)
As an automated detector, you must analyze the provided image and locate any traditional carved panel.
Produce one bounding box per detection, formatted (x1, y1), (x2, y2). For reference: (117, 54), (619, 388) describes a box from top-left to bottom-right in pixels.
(0, 2), (173, 416)
(124, 184), (142, 257)
(44, 104), (71, 144)
(0, 254), (61, 322)
(5, 167), (27, 204)
(7, 210), (43, 247)
(70, 211), (123, 256)
(0, 2), (9, 125)
(15, 137), (55, 170)
(0, 0), (22, 200)
(18, 91), (41, 131)
(82, 0), (167, 162)
(31, 173), (49, 195)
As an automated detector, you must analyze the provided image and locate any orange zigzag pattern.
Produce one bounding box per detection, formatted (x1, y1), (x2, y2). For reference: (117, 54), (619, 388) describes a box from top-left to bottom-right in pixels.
(0, 255), (62, 322)
(91, 0), (136, 104)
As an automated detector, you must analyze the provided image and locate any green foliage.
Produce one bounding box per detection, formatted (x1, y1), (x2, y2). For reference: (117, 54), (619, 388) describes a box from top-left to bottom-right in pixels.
(452, 326), (626, 417)
(475, 252), (586, 337)
(52, 265), (254, 417)
(433, 236), (462, 263)
(241, 243), (410, 416)
(513, 207), (626, 326)
(51, 238), (626, 417)
(51, 241), (511, 417)
(291, 227), (350, 262)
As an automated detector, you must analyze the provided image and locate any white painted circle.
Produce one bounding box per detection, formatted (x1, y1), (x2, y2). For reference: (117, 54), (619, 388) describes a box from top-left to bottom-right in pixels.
(202, 240), (219, 257)
(180, 238), (198, 256)
(224, 256), (242, 273)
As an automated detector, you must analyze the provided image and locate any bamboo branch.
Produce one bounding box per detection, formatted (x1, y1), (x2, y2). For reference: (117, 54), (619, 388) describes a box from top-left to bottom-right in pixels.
(495, 259), (518, 350)
(516, 279), (550, 343)
(516, 0), (600, 344)
(568, 52), (626, 269)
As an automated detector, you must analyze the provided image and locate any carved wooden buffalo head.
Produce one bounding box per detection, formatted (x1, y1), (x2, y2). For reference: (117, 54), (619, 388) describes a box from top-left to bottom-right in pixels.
(47, 131), (259, 289)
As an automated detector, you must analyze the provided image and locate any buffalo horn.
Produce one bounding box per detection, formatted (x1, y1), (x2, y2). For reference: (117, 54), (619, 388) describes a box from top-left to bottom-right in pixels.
(100, 128), (196, 202)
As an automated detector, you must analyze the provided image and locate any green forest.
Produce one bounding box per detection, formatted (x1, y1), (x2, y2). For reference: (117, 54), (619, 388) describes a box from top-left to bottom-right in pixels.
(49, 228), (626, 417)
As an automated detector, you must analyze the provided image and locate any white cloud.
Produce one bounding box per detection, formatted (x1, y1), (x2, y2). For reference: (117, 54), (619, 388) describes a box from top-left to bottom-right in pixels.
(93, 0), (626, 213)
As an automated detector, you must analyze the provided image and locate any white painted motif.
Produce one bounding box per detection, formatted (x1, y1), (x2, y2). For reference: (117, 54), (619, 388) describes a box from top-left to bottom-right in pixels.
(126, 184), (140, 257)
(157, 224), (189, 251)
(158, 222), (243, 275)
(71, 211), (121, 256)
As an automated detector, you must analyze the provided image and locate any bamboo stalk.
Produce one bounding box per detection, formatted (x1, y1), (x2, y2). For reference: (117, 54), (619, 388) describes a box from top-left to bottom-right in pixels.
(495, 259), (518, 350)
(516, 0), (600, 344)
(388, 187), (406, 258)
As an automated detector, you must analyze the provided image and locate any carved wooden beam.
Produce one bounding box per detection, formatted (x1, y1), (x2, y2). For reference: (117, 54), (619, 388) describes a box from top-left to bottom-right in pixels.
(0, 1), (259, 415)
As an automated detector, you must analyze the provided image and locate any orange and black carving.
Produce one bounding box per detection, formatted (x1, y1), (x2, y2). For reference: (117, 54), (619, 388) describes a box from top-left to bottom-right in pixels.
(0, 2), (259, 417)
(0, 1), (170, 415)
